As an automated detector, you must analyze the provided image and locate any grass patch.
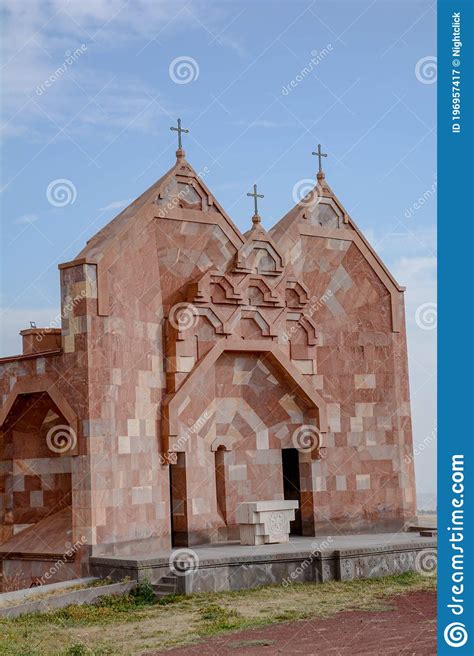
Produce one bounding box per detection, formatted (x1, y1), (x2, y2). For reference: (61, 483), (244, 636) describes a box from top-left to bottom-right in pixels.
(0, 572), (436, 656)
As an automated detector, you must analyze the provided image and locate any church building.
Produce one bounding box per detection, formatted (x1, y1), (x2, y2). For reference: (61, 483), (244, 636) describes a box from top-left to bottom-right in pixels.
(0, 124), (417, 589)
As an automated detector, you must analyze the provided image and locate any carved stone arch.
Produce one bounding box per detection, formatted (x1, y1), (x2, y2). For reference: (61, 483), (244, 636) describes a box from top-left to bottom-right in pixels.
(162, 340), (328, 455)
(225, 307), (277, 338)
(169, 303), (228, 339)
(0, 378), (79, 442)
(299, 315), (318, 345)
(302, 195), (343, 229)
(235, 240), (285, 276)
(210, 274), (243, 305)
(245, 276), (283, 307)
(282, 278), (310, 309)
(210, 436), (234, 451)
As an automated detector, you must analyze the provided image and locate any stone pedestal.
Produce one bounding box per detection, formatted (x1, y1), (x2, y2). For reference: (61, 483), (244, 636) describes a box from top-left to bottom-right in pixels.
(235, 500), (299, 545)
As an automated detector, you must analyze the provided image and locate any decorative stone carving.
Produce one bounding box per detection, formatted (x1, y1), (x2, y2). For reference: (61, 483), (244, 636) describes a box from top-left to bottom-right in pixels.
(235, 500), (299, 545)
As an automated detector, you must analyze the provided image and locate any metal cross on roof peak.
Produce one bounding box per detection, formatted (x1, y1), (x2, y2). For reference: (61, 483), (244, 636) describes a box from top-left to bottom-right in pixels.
(170, 118), (189, 150)
(247, 183), (264, 221)
(312, 144), (328, 173)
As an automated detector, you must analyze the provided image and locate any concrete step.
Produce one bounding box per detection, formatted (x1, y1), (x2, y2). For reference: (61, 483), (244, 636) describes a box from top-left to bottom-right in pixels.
(152, 572), (179, 598)
(155, 589), (177, 599)
(155, 583), (176, 592)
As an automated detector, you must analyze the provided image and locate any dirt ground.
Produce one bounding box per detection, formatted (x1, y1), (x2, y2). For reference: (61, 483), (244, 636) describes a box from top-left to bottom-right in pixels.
(148, 590), (436, 656)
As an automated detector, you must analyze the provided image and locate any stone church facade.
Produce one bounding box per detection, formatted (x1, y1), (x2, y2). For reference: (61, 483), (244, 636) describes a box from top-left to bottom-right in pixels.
(0, 144), (416, 588)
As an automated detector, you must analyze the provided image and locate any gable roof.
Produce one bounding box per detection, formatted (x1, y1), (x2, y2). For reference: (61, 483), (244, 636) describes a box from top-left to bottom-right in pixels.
(59, 154), (404, 325)
(269, 172), (404, 294)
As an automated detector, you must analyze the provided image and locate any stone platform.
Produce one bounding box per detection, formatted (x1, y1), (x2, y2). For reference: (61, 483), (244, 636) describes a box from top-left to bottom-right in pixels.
(89, 533), (437, 595)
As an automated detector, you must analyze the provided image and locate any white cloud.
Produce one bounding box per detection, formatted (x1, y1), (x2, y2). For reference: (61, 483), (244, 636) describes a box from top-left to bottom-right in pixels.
(0, 1), (238, 141)
(99, 198), (133, 212)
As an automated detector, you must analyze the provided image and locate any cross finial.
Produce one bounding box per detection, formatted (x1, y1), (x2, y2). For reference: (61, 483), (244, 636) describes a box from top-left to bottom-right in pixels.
(312, 143), (328, 176)
(170, 118), (189, 153)
(247, 183), (264, 224)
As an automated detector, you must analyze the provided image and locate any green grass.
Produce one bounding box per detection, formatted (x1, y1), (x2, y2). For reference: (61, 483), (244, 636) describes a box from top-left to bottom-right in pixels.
(0, 573), (436, 656)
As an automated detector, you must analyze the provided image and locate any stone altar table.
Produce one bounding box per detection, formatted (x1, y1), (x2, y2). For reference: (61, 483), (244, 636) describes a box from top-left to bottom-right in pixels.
(235, 500), (299, 545)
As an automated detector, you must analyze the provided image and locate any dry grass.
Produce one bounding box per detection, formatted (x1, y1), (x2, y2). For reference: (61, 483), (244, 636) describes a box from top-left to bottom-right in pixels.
(0, 573), (436, 656)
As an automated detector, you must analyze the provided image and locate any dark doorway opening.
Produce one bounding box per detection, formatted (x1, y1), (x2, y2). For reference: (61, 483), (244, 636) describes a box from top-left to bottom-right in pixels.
(282, 448), (302, 535)
(169, 453), (188, 547)
(169, 461), (176, 547)
(214, 447), (227, 524)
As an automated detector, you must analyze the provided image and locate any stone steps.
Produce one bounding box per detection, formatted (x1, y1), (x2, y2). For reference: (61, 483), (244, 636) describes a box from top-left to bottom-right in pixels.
(153, 573), (178, 598)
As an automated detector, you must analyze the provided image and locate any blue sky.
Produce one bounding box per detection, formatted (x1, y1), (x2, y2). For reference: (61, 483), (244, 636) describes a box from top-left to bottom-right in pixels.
(0, 0), (436, 497)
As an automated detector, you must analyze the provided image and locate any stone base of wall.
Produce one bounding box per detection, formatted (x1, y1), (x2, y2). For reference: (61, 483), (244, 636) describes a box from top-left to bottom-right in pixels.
(89, 534), (437, 594)
(0, 556), (82, 592)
